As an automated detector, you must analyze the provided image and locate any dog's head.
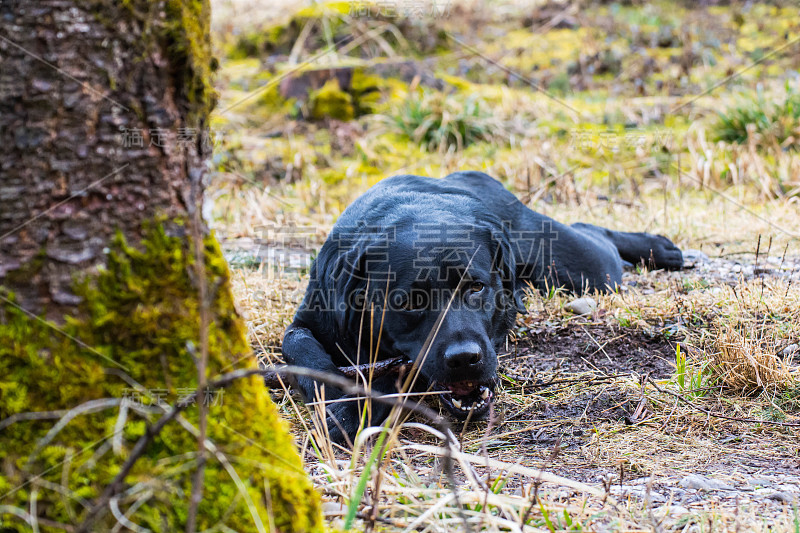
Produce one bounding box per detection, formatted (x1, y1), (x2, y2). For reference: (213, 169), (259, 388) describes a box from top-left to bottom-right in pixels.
(328, 210), (523, 419)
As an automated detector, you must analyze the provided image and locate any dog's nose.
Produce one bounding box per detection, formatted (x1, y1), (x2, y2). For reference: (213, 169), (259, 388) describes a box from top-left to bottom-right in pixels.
(443, 342), (482, 369)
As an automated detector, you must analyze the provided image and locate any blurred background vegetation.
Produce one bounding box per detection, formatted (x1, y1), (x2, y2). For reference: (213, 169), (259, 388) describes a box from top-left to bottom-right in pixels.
(206, 0), (799, 259)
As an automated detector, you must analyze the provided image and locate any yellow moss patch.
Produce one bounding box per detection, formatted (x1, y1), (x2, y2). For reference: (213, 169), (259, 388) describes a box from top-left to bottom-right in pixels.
(309, 78), (355, 121)
(0, 223), (322, 533)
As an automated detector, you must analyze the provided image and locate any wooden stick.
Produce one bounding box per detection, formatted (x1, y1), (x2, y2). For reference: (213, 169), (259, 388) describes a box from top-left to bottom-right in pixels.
(262, 356), (411, 388)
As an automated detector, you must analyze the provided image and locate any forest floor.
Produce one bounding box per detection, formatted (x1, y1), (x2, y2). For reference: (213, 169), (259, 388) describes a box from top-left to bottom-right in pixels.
(208, 0), (800, 531)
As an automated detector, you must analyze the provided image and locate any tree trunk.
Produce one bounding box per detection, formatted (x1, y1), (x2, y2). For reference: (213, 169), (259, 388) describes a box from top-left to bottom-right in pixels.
(0, 1), (322, 532)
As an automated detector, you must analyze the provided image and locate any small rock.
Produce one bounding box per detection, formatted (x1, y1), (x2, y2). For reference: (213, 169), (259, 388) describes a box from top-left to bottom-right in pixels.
(678, 474), (734, 491)
(62, 219), (89, 241)
(321, 501), (346, 517)
(652, 505), (690, 519)
(766, 491), (796, 503)
(554, 490), (570, 500)
(682, 249), (710, 266)
(747, 477), (774, 488)
(31, 78), (53, 92)
(679, 474), (711, 490)
(46, 242), (96, 264)
(707, 479), (735, 491)
(682, 494), (704, 504)
(610, 485), (666, 503)
(564, 297), (597, 316)
(782, 344), (798, 357)
(51, 287), (83, 306)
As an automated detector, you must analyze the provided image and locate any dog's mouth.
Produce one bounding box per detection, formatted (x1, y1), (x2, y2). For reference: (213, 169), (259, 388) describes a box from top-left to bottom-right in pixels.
(436, 380), (495, 419)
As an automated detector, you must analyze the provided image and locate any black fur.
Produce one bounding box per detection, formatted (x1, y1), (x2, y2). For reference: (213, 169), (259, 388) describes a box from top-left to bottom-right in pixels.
(282, 171), (683, 443)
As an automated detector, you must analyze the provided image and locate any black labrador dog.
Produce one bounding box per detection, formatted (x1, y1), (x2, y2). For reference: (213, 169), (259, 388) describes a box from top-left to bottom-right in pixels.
(283, 171), (683, 443)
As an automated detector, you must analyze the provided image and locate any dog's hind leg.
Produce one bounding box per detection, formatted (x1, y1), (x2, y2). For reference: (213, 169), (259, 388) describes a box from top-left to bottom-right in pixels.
(442, 170), (627, 293)
(570, 223), (684, 271)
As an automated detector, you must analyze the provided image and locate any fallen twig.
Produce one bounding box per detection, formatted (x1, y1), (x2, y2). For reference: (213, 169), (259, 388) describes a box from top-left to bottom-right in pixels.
(405, 443), (617, 504)
(262, 356), (411, 389)
(500, 372), (619, 390)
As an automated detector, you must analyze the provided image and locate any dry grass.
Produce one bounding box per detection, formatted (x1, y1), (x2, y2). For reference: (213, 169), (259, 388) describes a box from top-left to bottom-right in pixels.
(230, 261), (800, 532)
(712, 326), (796, 394)
(229, 265), (306, 362)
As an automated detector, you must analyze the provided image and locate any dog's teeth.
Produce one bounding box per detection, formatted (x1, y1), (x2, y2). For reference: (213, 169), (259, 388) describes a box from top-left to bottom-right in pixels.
(481, 388), (490, 400)
(452, 399), (462, 409)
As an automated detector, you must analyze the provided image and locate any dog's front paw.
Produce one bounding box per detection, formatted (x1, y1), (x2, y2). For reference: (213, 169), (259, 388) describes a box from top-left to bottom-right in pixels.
(322, 397), (393, 446)
(322, 400), (362, 445)
(650, 235), (684, 270)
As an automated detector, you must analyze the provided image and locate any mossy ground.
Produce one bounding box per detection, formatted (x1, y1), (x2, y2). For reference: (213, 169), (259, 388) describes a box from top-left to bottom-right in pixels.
(0, 224), (321, 532)
(209, 0), (799, 238)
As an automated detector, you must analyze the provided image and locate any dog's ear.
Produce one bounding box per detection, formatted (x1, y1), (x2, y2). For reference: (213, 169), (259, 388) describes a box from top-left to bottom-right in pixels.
(329, 231), (394, 343)
(330, 237), (369, 339)
(487, 220), (526, 315)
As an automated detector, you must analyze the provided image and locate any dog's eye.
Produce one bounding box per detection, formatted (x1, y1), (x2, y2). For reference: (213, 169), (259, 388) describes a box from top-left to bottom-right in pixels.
(469, 281), (485, 293)
(399, 292), (428, 311)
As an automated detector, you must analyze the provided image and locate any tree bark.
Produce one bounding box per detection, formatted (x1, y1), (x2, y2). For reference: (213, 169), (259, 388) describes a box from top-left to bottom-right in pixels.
(0, 1), (322, 532)
(0, 0), (212, 318)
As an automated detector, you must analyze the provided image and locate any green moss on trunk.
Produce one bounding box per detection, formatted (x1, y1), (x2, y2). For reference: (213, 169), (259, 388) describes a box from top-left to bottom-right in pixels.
(0, 224), (322, 532)
(163, 0), (218, 125)
(90, 0), (218, 125)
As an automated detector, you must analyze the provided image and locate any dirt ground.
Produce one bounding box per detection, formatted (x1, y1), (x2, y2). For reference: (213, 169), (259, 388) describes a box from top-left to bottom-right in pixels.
(234, 248), (800, 531)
